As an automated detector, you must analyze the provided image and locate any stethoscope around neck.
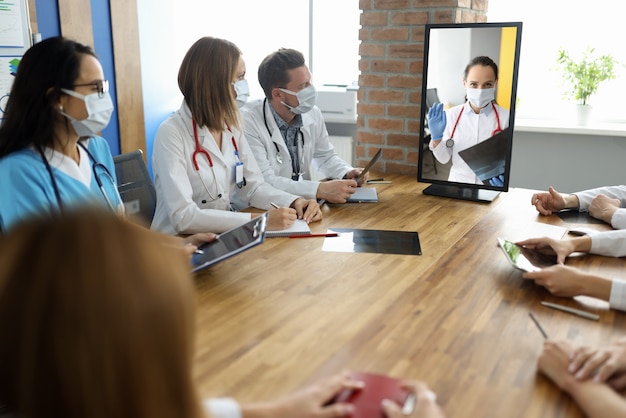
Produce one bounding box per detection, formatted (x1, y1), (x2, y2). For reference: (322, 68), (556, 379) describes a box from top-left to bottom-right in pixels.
(191, 118), (246, 202)
(445, 102), (501, 148)
(39, 141), (124, 214)
(263, 98), (304, 179)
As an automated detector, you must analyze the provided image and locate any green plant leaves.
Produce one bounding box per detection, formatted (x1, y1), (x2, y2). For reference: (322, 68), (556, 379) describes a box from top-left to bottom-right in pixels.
(556, 46), (618, 105)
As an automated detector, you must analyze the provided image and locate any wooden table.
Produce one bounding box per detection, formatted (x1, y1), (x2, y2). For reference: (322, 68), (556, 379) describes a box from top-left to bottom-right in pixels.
(192, 174), (626, 418)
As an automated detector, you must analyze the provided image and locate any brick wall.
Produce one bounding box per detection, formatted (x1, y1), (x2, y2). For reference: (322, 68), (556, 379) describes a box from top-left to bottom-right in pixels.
(357, 0), (488, 174)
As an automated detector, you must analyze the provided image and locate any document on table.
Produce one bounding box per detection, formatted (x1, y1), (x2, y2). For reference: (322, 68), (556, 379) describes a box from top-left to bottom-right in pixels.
(265, 219), (311, 237)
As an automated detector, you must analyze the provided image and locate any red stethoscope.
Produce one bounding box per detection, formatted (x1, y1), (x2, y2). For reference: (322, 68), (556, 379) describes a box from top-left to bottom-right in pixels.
(446, 102), (501, 148)
(191, 119), (246, 200)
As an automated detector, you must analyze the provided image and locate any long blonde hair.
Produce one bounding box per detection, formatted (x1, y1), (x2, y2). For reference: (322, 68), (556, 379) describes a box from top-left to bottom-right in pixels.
(0, 208), (206, 418)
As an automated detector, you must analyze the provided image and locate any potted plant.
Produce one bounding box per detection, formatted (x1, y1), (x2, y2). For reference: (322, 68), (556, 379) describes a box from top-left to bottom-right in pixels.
(556, 46), (618, 124)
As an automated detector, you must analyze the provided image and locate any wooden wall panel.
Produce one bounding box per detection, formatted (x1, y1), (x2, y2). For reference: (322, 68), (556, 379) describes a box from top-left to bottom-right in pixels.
(27, 0), (37, 34)
(109, 0), (146, 155)
(58, 0), (94, 47)
(56, 0), (146, 156)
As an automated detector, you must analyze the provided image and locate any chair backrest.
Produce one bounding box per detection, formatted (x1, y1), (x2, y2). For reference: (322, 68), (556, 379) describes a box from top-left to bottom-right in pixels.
(113, 150), (157, 225)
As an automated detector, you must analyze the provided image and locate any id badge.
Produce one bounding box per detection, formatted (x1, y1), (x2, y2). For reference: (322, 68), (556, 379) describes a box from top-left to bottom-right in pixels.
(235, 161), (245, 187)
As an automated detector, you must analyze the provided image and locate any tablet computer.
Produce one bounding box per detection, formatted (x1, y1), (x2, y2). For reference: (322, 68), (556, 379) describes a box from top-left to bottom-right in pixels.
(191, 213), (267, 272)
(346, 187), (378, 203)
(497, 237), (556, 273)
(355, 147), (383, 183)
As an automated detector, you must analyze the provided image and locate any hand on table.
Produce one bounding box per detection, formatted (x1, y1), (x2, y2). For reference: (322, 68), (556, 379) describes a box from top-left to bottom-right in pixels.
(381, 380), (446, 418)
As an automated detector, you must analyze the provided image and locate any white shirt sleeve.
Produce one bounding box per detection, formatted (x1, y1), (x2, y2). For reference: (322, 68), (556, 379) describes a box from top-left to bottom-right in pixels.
(575, 186), (626, 229)
(203, 397), (242, 418)
(611, 209), (626, 230)
(588, 229), (626, 257)
(609, 279), (626, 312)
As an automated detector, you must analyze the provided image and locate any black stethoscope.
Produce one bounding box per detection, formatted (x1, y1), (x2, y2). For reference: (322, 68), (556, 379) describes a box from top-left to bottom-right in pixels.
(263, 98), (305, 180)
(191, 118), (246, 201)
(446, 102), (501, 148)
(39, 141), (124, 214)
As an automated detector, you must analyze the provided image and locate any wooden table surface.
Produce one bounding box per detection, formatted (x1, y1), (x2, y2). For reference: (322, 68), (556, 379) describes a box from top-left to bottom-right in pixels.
(192, 174), (626, 417)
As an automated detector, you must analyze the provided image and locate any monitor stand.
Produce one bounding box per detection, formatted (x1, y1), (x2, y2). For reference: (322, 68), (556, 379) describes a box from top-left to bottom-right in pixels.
(423, 184), (500, 203)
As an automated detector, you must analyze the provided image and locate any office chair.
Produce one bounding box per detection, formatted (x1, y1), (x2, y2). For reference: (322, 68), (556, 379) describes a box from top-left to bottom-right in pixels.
(113, 149), (157, 226)
(423, 88), (440, 174)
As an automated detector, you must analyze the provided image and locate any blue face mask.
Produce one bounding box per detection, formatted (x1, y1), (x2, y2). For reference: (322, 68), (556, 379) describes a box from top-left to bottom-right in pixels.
(280, 84), (317, 114)
(233, 79), (250, 108)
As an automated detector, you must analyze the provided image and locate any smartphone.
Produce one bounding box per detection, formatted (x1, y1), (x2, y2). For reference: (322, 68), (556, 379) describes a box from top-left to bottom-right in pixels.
(497, 237), (557, 273)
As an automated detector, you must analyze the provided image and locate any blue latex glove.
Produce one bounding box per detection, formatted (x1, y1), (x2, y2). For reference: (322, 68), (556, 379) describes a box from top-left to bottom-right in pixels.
(489, 174), (505, 187)
(427, 102), (446, 140)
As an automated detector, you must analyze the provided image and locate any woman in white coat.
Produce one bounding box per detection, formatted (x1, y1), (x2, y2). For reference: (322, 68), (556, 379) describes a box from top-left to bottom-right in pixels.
(151, 37), (321, 235)
(427, 56), (509, 185)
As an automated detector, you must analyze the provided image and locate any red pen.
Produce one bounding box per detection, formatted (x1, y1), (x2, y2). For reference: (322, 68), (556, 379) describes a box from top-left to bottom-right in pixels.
(288, 233), (339, 238)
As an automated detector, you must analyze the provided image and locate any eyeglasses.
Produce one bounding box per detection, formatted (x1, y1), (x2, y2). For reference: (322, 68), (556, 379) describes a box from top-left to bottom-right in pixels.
(73, 80), (109, 98)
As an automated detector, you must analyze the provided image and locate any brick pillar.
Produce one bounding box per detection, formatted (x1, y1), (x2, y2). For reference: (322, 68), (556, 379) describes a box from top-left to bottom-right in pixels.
(357, 0), (488, 174)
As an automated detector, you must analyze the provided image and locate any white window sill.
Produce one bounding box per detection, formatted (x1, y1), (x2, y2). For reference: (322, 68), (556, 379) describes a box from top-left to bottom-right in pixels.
(514, 118), (626, 137)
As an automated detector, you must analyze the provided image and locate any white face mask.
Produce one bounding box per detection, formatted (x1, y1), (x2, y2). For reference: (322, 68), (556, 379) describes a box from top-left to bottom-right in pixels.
(466, 87), (495, 109)
(233, 79), (250, 108)
(60, 89), (114, 137)
(280, 84), (317, 114)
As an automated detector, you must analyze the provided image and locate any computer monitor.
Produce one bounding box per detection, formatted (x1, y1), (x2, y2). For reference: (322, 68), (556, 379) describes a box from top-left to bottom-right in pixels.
(417, 22), (523, 203)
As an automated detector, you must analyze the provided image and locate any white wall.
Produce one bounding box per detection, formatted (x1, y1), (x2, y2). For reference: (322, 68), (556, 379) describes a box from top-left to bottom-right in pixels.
(426, 27), (502, 107)
(510, 131), (626, 192)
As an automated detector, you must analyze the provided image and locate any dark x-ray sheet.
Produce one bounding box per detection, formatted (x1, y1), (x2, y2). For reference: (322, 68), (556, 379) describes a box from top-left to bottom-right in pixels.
(458, 127), (508, 183)
(322, 228), (421, 255)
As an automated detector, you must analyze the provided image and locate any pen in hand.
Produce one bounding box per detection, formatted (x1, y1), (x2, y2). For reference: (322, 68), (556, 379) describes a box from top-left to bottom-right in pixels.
(270, 202), (279, 209)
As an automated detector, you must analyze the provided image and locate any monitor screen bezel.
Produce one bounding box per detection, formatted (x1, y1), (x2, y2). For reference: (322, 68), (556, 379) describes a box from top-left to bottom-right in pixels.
(417, 21), (523, 200)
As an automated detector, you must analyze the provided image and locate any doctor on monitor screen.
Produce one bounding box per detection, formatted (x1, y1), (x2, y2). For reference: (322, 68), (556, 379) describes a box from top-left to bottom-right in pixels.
(427, 56), (509, 186)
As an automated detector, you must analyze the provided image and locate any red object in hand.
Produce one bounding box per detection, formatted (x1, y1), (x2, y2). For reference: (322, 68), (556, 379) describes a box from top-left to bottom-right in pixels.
(332, 372), (411, 418)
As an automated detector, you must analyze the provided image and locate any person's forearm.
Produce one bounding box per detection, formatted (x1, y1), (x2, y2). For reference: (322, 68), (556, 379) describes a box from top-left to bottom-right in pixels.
(570, 236), (592, 253)
(579, 273), (612, 302)
(565, 378), (626, 418)
(564, 193), (580, 210)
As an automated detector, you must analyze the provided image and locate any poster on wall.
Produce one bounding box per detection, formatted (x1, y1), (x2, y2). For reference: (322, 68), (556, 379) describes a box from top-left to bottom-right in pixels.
(0, 0), (28, 48)
(0, 56), (19, 114)
(0, 0), (32, 120)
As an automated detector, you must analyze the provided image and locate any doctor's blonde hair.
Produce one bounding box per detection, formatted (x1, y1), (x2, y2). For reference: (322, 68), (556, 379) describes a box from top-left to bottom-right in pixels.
(178, 36), (242, 132)
(0, 208), (207, 418)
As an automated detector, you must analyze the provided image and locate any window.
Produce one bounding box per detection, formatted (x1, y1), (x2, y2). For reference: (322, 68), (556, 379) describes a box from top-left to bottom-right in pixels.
(488, 0), (626, 124)
(138, 0), (359, 103)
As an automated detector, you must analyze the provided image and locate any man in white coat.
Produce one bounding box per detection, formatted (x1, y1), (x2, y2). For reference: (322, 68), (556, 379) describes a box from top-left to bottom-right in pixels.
(241, 48), (367, 204)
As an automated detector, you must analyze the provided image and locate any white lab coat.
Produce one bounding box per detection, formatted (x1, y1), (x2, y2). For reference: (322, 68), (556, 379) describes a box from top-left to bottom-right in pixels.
(429, 102), (509, 184)
(576, 185), (626, 230)
(241, 98), (353, 199)
(151, 101), (299, 235)
(574, 185), (626, 257)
